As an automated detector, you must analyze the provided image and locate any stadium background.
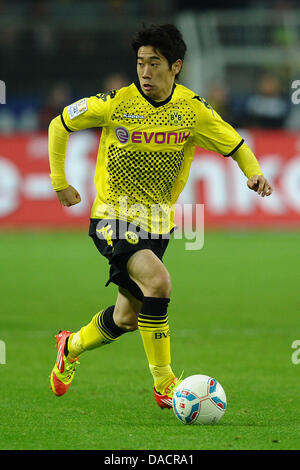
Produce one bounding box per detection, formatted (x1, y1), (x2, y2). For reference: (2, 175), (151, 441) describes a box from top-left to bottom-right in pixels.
(1, 0), (300, 451)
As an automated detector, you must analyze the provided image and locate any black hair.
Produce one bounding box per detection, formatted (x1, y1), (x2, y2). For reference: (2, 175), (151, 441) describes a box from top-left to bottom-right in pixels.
(131, 23), (187, 78)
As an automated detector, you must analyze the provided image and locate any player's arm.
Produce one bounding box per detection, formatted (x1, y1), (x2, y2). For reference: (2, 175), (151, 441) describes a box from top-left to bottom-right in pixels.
(232, 143), (273, 197)
(48, 116), (81, 206)
(192, 96), (272, 198)
(48, 94), (111, 207)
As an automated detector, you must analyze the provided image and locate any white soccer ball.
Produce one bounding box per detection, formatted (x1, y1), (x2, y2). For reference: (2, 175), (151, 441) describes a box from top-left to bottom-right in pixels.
(172, 374), (227, 425)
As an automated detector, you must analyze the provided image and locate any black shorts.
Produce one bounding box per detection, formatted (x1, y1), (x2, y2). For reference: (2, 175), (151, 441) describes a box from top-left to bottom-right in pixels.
(88, 218), (171, 301)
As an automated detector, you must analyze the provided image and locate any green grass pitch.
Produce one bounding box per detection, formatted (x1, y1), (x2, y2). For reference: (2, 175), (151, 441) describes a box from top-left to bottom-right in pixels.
(0, 229), (300, 450)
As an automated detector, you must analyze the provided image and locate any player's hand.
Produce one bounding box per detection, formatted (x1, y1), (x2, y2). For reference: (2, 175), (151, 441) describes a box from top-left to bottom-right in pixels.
(247, 175), (273, 197)
(56, 185), (81, 207)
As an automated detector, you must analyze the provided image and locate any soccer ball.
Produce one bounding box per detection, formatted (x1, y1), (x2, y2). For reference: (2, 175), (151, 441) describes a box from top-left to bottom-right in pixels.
(172, 374), (227, 425)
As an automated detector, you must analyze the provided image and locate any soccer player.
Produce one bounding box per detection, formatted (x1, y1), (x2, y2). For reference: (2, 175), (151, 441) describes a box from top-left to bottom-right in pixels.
(48, 24), (272, 408)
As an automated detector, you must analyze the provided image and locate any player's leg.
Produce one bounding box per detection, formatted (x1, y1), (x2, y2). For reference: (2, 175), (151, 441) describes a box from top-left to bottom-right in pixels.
(127, 249), (179, 405)
(67, 286), (141, 358)
(50, 287), (141, 396)
(113, 286), (142, 331)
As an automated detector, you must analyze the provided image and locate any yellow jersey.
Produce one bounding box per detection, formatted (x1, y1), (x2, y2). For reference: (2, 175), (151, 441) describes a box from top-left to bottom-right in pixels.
(60, 82), (243, 233)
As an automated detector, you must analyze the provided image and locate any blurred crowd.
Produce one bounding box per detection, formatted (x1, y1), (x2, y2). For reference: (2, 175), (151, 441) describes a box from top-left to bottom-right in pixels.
(0, 73), (131, 132)
(206, 73), (297, 130)
(0, 0), (299, 132)
(0, 72), (297, 132)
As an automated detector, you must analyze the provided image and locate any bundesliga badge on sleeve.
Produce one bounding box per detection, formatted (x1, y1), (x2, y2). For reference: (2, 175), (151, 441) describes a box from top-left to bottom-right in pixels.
(68, 98), (88, 120)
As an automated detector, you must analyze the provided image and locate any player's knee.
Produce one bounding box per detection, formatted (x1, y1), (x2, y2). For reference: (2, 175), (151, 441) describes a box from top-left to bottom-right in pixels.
(146, 271), (172, 298)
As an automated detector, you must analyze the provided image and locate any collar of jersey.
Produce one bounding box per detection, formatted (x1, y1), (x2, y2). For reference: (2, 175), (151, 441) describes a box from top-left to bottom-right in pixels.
(134, 81), (176, 108)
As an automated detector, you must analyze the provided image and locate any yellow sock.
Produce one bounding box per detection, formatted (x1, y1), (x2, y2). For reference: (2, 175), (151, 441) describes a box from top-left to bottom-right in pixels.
(149, 364), (175, 395)
(138, 300), (175, 394)
(67, 308), (123, 359)
(80, 310), (111, 350)
(67, 331), (84, 360)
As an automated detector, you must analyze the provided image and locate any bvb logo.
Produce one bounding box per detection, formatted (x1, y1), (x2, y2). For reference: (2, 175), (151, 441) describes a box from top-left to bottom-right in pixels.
(125, 231), (139, 245)
(168, 110), (183, 126)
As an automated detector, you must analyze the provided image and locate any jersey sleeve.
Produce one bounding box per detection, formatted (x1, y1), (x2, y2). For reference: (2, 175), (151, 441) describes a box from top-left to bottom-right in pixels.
(192, 96), (244, 157)
(60, 90), (116, 132)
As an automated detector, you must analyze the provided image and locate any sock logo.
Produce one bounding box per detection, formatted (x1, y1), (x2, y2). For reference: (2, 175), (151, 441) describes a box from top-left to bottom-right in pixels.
(155, 331), (170, 339)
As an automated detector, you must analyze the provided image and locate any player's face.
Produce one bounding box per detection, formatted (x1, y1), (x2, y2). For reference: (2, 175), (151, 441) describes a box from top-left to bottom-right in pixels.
(137, 46), (182, 102)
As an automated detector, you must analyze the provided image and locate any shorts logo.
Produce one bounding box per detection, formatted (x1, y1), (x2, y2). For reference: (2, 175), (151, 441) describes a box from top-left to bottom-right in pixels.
(96, 224), (113, 247)
(125, 231), (139, 245)
(115, 126), (129, 144)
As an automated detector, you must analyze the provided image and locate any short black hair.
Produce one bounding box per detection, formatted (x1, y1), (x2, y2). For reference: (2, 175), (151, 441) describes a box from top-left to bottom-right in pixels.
(131, 23), (187, 78)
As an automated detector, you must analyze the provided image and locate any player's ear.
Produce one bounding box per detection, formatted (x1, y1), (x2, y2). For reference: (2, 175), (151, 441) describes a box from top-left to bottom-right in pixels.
(172, 59), (182, 76)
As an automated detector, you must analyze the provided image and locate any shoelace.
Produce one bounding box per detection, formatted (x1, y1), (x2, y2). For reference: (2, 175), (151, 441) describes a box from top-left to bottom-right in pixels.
(166, 371), (184, 398)
(65, 360), (80, 380)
